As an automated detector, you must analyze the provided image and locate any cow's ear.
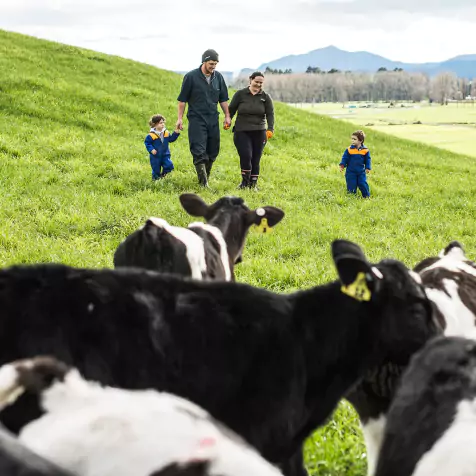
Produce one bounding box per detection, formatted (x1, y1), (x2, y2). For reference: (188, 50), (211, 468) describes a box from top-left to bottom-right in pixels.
(440, 240), (465, 259)
(248, 206), (285, 233)
(144, 219), (160, 237)
(144, 217), (167, 229)
(332, 240), (382, 301)
(179, 194), (209, 218)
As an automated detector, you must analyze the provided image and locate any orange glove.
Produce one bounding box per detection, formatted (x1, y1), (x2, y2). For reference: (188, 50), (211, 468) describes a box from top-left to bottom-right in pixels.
(266, 130), (273, 140)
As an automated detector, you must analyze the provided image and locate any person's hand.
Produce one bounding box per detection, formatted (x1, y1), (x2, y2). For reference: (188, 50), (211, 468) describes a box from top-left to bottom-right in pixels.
(339, 165), (345, 172)
(223, 122), (230, 130)
(266, 130), (273, 140)
(174, 128), (181, 134)
(151, 150), (157, 155)
(366, 169), (370, 174)
(175, 119), (183, 131)
(224, 115), (231, 129)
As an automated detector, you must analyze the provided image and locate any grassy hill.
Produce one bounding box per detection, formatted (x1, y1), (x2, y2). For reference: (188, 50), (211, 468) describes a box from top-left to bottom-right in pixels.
(294, 101), (476, 159)
(2, 29), (476, 475)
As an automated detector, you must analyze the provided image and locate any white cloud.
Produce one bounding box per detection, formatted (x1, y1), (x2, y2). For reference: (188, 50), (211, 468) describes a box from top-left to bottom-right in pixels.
(0, 0), (474, 72)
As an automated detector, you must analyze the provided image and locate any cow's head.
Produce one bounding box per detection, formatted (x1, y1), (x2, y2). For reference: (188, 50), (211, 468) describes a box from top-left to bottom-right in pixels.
(412, 241), (476, 331)
(413, 240), (467, 274)
(332, 240), (438, 363)
(404, 335), (476, 399)
(179, 194), (284, 265)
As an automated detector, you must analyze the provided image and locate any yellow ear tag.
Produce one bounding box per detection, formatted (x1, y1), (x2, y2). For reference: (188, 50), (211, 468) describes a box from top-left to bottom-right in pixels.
(257, 217), (272, 234)
(340, 272), (371, 301)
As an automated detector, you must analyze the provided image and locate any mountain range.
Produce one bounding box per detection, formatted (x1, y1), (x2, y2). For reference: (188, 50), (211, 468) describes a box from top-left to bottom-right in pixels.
(242, 46), (476, 78)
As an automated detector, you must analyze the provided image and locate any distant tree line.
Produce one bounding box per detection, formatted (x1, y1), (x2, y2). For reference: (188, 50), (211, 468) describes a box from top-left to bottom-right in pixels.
(303, 66), (404, 74)
(233, 69), (475, 105)
(264, 66), (293, 75)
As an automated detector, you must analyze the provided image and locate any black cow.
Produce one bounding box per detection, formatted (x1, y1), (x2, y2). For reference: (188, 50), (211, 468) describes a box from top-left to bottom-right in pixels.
(113, 193), (285, 281)
(0, 240), (435, 476)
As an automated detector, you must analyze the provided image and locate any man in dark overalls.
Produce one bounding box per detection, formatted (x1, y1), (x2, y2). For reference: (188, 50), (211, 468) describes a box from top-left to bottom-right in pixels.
(176, 49), (231, 187)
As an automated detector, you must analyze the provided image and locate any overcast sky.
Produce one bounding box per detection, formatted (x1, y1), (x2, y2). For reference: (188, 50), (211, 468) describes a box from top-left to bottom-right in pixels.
(1, 0), (475, 73)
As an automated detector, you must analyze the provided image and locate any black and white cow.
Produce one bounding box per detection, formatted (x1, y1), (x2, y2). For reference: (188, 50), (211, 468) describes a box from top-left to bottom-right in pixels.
(375, 336), (476, 476)
(0, 424), (73, 476)
(0, 356), (283, 476)
(346, 240), (476, 475)
(415, 241), (476, 336)
(113, 193), (285, 281)
(0, 240), (435, 476)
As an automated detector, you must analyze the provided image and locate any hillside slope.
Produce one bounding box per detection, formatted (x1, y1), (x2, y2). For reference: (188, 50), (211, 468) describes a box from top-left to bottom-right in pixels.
(1, 29), (476, 475)
(1, 29), (476, 278)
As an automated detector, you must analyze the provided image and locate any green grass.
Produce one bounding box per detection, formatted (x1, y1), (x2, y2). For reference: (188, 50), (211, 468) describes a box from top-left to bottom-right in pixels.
(2, 29), (476, 475)
(293, 101), (476, 157)
(369, 124), (476, 157)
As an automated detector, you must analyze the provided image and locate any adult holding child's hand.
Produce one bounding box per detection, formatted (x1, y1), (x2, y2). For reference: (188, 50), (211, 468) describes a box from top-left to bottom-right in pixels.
(228, 71), (274, 190)
(176, 49), (230, 187)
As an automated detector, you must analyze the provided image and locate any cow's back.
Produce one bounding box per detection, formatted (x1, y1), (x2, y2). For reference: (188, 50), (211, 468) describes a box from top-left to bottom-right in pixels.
(114, 225), (193, 277)
(0, 264), (296, 446)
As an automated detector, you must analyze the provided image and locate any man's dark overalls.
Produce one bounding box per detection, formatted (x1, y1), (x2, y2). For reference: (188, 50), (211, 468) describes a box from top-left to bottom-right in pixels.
(177, 66), (229, 185)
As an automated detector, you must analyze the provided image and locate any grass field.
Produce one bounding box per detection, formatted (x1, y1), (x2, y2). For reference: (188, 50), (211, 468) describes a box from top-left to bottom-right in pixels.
(293, 101), (476, 158)
(2, 29), (476, 475)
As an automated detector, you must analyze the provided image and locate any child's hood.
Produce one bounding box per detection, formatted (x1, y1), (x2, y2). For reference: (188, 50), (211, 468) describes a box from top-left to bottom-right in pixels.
(349, 144), (368, 151)
(149, 128), (171, 138)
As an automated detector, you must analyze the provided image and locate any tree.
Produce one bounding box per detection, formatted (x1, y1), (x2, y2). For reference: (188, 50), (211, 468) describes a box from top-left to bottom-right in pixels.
(306, 66), (322, 74)
(229, 69), (466, 105)
(431, 72), (457, 104)
(409, 73), (430, 102)
(377, 67), (387, 72)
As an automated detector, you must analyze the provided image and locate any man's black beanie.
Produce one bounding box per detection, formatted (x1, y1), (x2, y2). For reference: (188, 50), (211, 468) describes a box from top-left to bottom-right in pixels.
(202, 49), (219, 63)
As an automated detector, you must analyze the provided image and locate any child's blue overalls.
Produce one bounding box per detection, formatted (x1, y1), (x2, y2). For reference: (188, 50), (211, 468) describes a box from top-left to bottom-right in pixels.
(339, 144), (371, 197)
(144, 129), (180, 179)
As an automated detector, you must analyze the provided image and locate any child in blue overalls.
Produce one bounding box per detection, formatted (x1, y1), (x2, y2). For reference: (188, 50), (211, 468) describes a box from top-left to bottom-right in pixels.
(144, 114), (180, 180)
(339, 130), (371, 198)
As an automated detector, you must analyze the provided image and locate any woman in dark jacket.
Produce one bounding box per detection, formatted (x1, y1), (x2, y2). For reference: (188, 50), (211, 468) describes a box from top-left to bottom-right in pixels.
(228, 71), (274, 190)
